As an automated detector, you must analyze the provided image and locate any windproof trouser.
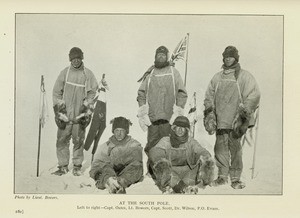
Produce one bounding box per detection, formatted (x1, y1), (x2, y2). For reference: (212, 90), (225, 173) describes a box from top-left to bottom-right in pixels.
(214, 129), (243, 182)
(144, 120), (171, 154)
(56, 124), (85, 167)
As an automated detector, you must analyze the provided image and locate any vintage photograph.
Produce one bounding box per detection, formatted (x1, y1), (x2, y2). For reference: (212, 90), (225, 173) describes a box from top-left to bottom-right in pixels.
(15, 13), (283, 195)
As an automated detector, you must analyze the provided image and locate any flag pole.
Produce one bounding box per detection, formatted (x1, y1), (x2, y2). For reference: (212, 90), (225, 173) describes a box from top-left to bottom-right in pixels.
(184, 33), (189, 87)
(36, 75), (44, 177)
(192, 92), (197, 138)
(251, 109), (260, 179)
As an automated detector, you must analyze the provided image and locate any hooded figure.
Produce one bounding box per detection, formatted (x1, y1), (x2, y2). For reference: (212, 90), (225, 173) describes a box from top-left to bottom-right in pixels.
(203, 46), (260, 189)
(52, 47), (98, 176)
(90, 117), (143, 194)
(148, 116), (214, 194)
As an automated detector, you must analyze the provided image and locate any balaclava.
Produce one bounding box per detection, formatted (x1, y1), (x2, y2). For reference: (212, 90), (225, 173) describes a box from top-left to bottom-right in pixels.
(154, 46), (170, 68)
(170, 116), (190, 148)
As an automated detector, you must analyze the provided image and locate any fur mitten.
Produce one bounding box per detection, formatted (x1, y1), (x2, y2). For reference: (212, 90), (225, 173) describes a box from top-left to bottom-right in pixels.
(197, 156), (215, 187)
(232, 105), (251, 139)
(76, 100), (94, 129)
(153, 158), (172, 192)
(170, 105), (185, 125)
(53, 102), (69, 129)
(203, 107), (216, 135)
(137, 104), (151, 132)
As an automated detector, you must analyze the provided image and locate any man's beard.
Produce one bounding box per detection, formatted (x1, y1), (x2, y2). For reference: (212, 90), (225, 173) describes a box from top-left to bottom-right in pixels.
(154, 60), (169, 68)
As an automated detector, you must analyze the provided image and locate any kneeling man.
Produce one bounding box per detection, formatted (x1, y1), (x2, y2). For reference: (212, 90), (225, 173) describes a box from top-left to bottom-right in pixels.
(148, 116), (215, 194)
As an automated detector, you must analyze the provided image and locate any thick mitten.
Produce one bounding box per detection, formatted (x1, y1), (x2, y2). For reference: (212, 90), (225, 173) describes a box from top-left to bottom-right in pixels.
(203, 108), (216, 135)
(232, 106), (251, 139)
(198, 157), (215, 187)
(137, 104), (151, 131)
(153, 158), (172, 192)
(53, 103), (69, 129)
(170, 105), (185, 125)
(77, 103), (93, 129)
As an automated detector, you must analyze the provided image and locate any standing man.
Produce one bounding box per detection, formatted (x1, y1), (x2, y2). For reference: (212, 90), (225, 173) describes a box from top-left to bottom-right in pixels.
(90, 117), (143, 194)
(203, 46), (260, 189)
(137, 45), (188, 155)
(52, 47), (98, 176)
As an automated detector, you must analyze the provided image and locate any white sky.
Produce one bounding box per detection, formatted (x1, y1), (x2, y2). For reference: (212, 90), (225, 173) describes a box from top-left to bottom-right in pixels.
(15, 14), (282, 158)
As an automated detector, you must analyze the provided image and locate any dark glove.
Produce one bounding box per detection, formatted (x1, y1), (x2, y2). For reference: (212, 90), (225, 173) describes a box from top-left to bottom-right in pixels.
(77, 103), (93, 129)
(53, 103), (69, 130)
(203, 107), (216, 135)
(232, 106), (251, 139)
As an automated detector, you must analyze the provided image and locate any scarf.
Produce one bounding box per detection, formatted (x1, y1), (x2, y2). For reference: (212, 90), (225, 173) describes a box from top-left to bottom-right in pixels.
(170, 129), (189, 148)
(222, 62), (241, 79)
(109, 135), (130, 146)
(107, 135), (131, 156)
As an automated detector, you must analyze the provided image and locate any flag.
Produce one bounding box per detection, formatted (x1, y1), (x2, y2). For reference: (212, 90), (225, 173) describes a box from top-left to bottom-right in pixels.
(187, 92), (197, 138)
(39, 76), (49, 128)
(171, 34), (188, 62)
(84, 74), (108, 160)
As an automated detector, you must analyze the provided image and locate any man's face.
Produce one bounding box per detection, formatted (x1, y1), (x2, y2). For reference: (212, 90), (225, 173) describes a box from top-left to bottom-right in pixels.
(113, 128), (127, 141)
(172, 125), (187, 137)
(224, 57), (236, 67)
(155, 53), (167, 63)
(71, 58), (83, 68)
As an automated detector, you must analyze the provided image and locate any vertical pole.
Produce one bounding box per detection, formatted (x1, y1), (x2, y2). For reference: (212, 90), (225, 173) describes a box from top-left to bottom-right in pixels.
(251, 109), (260, 179)
(36, 75), (44, 177)
(192, 92), (197, 138)
(184, 33), (189, 87)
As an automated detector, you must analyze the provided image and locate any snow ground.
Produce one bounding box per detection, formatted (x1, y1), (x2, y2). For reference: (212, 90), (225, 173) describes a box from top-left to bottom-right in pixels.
(15, 119), (282, 195)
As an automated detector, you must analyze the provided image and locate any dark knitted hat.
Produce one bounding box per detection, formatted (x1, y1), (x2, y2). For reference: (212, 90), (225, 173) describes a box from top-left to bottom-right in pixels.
(173, 116), (190, 129)
(111, 116), (131, 133)
(155, 46), (169, 57)
(69, 47), (84, 61)
(222, 46), (239, 62)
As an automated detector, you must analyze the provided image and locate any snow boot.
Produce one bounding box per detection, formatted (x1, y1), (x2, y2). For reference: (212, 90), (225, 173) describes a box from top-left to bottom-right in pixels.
(210, 176), (228, 187)
(162, 186), (173, 194)
(116, 187), (126, 194)
(231, 180), (246, 189)
(172, 180), (188, 193)
(72, 165), (82, 176)
(52, 166), (69, 176)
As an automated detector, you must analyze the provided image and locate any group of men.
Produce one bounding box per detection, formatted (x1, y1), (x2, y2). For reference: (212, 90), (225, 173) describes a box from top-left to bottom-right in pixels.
(51, 45), (260, 194)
